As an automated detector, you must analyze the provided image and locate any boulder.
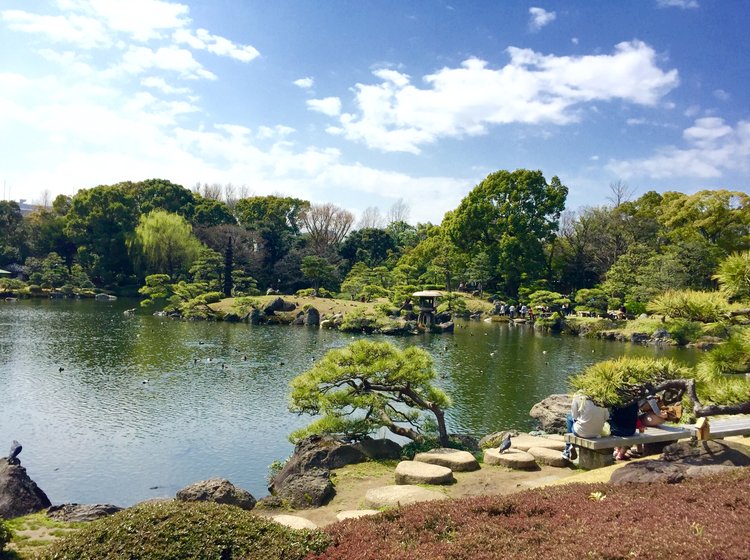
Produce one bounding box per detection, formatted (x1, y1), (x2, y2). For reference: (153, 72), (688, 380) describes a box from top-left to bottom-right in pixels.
(479, 430), (519, 450)
(511, 434), (566, 452)
(291, 312), (305, 325)
(272, 514), (318, 530)
(527, 446), (569, 467)
(394, 461), (454, 485)
(610, 440), (750, 485)
(273, 467), (334, 509)
(263, 297), (297, 316)
(630, 332), (650, 344)
(483, 448), (537, 470)
(414, 448), (479, 472)
(47, 503), (122, 522)
(447, 434), (480, 453)
(336, 509), (381, 521)
(304, 307), (320, 326)
(364, 485), (448, 508)
(175, 478), (256, 510)
(529, 394), (573, 434)
(248, 308), (263, 325)
(269, 435), (365, 494)
(354, 437), (402, 460)
(0, 459), (51, 519)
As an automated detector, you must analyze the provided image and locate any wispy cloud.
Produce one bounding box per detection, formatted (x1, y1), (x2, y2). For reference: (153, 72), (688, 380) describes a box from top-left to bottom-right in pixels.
(322, 40), (679, 154)
(307, 97), (342, 117)
(529, 7), (556, 31)
(656, 0), (699, 8)
(294, 77), (314, 89)
(608, 117), (750, 179)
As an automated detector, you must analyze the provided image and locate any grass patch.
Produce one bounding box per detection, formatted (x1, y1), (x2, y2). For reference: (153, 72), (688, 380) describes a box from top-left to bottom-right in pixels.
(332, 460), (399, 482)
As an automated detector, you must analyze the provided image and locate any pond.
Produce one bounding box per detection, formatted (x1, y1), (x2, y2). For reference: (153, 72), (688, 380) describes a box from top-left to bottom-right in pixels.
(0, 298), (699, 506)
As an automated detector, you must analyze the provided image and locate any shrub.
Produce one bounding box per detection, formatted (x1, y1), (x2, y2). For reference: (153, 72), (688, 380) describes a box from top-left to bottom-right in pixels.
(647, 290), (728, 323)
(312, 470), (750, 560)
(296, 288), (316, 297)
(714, 250), (750, 302)
(665, 318), (703, 345)
(0, 519), (10, 553)
(39, 501), (330, 560)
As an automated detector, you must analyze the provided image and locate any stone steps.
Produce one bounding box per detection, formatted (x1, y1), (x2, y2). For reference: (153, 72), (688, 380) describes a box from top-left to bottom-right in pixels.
(395, 460), (454, 485)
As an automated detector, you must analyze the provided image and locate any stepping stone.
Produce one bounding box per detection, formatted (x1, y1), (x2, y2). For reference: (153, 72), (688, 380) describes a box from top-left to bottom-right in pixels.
(272, 515), (318, 530)
(527, 446), (569, 467)
(483, 448), (538, 470)
(364, 485), (448, 508)
(336, 509), (381, 521)
(395, 460), (454, 485)
(414, 448), (480, 472)
(511, 434), (566, 452)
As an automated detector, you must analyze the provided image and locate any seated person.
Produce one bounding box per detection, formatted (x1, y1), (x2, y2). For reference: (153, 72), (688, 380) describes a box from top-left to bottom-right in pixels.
(610, 401), (640, 460)
(633, 396), (668, 457)
(562, 393), (609, 461)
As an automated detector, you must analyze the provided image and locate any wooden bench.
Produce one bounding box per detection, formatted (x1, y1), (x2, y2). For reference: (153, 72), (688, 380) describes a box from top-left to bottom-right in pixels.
(565, 415), (750, 469)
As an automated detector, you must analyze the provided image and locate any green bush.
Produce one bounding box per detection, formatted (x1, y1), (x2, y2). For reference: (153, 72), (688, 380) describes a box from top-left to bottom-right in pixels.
(647, 290), (728, 323)
(0, 519), (10, 553)
(665, 319), (703, 345)
(39, 501), (329, 560)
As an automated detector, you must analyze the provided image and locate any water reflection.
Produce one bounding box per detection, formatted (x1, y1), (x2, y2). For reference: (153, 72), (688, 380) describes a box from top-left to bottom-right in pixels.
(0, 299), (698, 505)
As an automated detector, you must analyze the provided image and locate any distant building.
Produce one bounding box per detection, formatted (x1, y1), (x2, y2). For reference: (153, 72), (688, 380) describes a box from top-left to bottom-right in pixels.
(17, 199), (40, 217)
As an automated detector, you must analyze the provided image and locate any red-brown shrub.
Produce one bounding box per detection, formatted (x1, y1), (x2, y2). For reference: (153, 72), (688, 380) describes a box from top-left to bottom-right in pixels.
(312, 469), (750, 560)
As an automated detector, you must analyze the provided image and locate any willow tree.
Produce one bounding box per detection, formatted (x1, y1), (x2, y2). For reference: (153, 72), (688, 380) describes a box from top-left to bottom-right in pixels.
(289, 340), (452, 445)
(130, 210), (203, 279)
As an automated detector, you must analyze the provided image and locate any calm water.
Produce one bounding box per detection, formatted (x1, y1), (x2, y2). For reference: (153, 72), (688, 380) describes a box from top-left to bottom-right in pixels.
(0, 298), (699, 506)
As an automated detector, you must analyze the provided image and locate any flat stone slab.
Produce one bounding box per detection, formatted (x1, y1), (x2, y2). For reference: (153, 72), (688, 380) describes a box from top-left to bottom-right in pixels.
(484, 448), (538, 470)
(511, 434), (566, 452)
(395, 460), (454, 485)
(527, 446), (569, 467)
(272, 514), (317, 530)
(336, 509), (381, 521)
(364, 485), (448, 508)
(414, 448), (480, 472)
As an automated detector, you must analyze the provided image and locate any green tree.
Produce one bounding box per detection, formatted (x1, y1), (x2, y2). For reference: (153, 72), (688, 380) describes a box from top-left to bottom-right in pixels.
(0, 200), (27, 266)
(528, 290), (570, 311)
(192, 197), (236, 227)
(714, 251), (750, 302)
(138, 273), (173, 307)
(130, 210), (203, 279)
(447, 169), (567, 296)
(574, 288), (609, 316)
(124, 178), (197, 218)
(300, 255), (336, 295)
(339, 228), (396, 268)
(466, 252), (492, 295)
(189, 248), (224, 291)
(289, 340), (452, 445)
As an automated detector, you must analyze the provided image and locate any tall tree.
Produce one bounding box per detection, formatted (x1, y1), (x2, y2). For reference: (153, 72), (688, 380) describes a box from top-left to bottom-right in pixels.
(339, 228), (397, 268)
(447, 169), (567, 296)
(0, 200), (27, 266)
(300, 202), (354, 257)
(130, 210), (203, 279)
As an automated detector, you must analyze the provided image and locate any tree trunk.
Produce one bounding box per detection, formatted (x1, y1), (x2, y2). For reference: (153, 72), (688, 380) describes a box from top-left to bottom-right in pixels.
(653, 378), (750, 418)
(432, 406), (450, 446)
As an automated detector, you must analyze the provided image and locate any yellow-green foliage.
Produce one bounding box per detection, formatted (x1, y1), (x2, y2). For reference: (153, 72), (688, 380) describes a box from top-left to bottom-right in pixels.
(647, 290), (729, 323)
(570, 357), (692, 407)
(714, 251), (750, 302)
(694, 330), (750, 404)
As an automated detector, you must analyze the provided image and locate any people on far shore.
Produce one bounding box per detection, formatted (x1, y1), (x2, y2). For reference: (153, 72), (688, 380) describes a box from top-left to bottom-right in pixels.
(562, 393), (609, 461)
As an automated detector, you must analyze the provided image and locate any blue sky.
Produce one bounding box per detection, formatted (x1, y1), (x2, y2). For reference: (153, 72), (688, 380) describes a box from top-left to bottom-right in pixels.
(1, 0), (748, 224)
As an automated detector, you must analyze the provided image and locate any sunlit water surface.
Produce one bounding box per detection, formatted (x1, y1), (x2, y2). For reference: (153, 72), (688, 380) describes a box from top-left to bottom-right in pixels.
(0, 299), (699, 505)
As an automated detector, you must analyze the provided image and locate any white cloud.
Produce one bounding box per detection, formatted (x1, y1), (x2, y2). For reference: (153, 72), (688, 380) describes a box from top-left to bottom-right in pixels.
(571, 37), (579, 45)
(140, 76), (191, 95)
(608, 117), (750, 179)
(118, 46), (217, 80)
(307, 97), (342, 117)
(325, 40), (679, 153)
(656, 0), (699, 8)
(529, 7), (556, 31)
(713, 88), (730, 101)
(626, 118), (647, 126)
(294, 77), (314, 89)
(173, 28), (260, 62)
(1, 9), (110, 48)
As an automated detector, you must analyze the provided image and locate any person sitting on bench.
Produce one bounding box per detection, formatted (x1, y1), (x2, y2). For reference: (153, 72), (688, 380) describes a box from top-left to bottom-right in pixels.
(562, 393), (609, 461)
(610, 400), (640, 460)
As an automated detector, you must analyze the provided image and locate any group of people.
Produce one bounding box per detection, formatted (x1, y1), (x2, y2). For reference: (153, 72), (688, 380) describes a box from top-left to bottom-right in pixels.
(562, 392), (669, 461)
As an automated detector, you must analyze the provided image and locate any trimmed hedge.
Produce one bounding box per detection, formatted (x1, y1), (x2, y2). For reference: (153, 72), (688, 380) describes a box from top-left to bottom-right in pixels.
(313, 469), (750, 560)
(39, 501), (329, 560)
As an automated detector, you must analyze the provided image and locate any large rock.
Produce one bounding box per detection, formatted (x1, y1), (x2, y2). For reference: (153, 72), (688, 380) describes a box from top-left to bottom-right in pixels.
(354, 437), (403, 460)
(610, 440), (750, 485)
(394, 461), (454, 485)
(274, 467), (334, 509)
(272, 514), (318, 530)
(304, 307), (320, 326)
(364, 485), (448, 508)
(511, 434), (566, 452)
(0, 459), (51, 519)
(414, 448), (480, 472)
(175, 478), (256, 510)
(269, 435), (365, 494)
(483, 448), (537, 470)
(263, 297), (297, 316)
(527, 446), (569, 468)
(47, 503), (123, 522)
(529, 394), (572, 434)
(479, 430), (518, 450)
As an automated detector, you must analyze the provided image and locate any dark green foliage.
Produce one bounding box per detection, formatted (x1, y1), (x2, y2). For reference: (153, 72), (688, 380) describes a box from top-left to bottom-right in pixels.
(0, 518), (10, 553)
(39, 501), (330, 560)
(665, 318), (703, 345)
(313, 470), (750, 560)
(0, 200), (27, 266)
(339, 228), (396, 268)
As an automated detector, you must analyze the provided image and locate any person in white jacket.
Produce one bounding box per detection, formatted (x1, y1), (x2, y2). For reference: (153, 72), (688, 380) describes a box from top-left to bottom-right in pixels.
(562, 394), (609, 460)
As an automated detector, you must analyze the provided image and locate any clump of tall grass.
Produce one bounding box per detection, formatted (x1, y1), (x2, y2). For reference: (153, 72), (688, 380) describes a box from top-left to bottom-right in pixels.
(647, 290), (729, 323)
